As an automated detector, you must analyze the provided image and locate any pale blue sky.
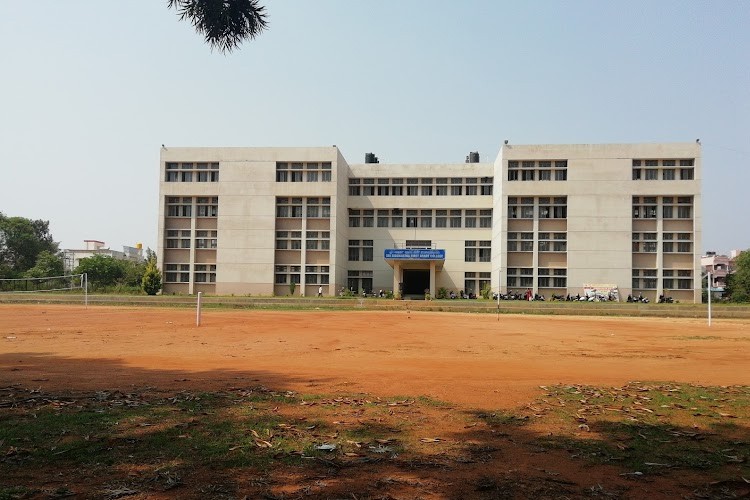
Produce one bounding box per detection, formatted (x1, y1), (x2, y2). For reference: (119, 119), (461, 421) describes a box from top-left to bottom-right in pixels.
(1, 1), (748, 254)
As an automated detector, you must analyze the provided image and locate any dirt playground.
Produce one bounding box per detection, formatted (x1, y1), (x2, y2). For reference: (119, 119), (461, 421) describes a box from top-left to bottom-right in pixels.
(1, 304), (749, 499)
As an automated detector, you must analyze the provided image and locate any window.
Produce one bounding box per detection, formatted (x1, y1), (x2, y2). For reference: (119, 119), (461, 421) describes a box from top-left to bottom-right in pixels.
(304, 265), (329, 285)
(347, 270), (373, 294)
(391, 209), (403, 227)
(479, 209), (492, 228)
(420, 210), (432, 228)
(305, 231), (329, 251)
(277, 197), (302, 218)
(377, 210), (389, 228)
(196, 197), (218, 218)
(480, 177), (493, 195)
(464, 209), (477, 228)
(662, 169), (675, 180)
(164, 263), (190, 283)
(276, 230), (301, 251)
(645, 169), (658, 180)
(348, 240), (360, 261)
(195, 230), (217, 249)
(680, 168), (694, 180)
(194, 264), (216, 283)
(348, 240), (373, 261)
(450, 210), (462, 228)
(282, 166), (297, 183)
(435, 210), (447, 228)
(349, 178), (361, 196)
(406, 210), (418, 228)
(363, 209), (374, 227)
(166, 196), (193, 217)
(166, 229), (191, 249)
(363, 178), (375, 196)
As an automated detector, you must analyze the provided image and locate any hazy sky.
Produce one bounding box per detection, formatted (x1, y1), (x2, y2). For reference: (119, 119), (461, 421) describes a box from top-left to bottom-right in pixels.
(1, 1), (748, 254)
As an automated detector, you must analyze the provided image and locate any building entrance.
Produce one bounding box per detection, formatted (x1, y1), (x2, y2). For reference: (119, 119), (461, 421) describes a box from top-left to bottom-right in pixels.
(402, 269), (430, 297)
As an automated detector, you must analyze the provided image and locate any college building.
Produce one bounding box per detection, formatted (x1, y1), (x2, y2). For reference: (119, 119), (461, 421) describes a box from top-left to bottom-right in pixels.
(157, 142), (702, 302)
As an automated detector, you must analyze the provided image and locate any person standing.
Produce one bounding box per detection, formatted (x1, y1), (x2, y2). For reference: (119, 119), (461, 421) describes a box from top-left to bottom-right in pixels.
(318, 285), (323, 297)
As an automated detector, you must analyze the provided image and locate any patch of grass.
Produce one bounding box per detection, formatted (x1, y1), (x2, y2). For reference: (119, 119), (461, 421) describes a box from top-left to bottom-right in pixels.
(416, 395), (453, 408)
(0, 486), (37, 500)
(475, 410), (530, 427)
(527, 382), (750, 475)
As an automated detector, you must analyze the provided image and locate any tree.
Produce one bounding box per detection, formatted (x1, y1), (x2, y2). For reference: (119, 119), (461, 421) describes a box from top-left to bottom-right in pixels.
(168, 0), (269, 54)
(726, 250), (750, 303)
(0, 213), (59, 278)
(74, 255), (128, 290)
(141, 258), (162, 296)
(25, 251), (65, 278)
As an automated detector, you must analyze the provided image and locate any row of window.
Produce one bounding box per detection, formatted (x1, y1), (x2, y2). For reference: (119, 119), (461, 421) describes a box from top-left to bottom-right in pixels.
(348, 177), (493, 196)
(506, 268), (567, 288)
(275, 162), (333, 183)
(632, 268), (693, 290)
(632, 159), (695, 181)
(276, 197), (331, 218)
(633, 196), (693, 219)
(165, 162), (220, 183)
(349, 208), (492, 229)
(508, 197), (568, 220)
(165, 229), (218, 249)
(507, 232), (567, 252)
(166, 197), (219, 218)
(633, 242), (693, 253)
(275, 230), (331, 251)
(507, 160), (568, 182)
(164, 263), (216, 283)
(275, 265), (330, 285)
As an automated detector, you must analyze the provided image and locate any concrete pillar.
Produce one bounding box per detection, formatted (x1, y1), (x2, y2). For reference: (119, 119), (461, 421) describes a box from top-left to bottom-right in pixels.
(429, 261), (436, 298)
(393, 262), (401, 298)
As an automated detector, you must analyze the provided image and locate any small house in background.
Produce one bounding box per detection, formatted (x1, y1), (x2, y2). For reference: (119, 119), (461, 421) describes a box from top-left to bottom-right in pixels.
(62, 240), (144, 272)
(701, 250), (741, 297)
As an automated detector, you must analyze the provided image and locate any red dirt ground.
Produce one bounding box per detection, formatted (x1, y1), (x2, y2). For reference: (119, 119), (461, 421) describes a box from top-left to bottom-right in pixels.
(1, 304), (749, 499)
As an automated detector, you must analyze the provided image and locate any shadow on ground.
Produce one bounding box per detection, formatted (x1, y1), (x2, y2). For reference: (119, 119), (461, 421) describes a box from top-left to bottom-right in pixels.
(1, 353), (749, 500)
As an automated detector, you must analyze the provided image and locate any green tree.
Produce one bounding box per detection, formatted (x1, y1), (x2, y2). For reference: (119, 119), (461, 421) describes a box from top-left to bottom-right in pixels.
(24, 251), (65, 278)
(168, 0), (269, 54)
(726, 250), (750, 303)
(0, 213), (59, 278)
(141, 258), (162, 296)
(74, 255), (128, 290)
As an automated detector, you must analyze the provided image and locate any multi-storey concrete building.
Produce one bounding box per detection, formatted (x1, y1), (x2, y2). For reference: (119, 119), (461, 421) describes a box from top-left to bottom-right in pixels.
(157, 142), (702, 302)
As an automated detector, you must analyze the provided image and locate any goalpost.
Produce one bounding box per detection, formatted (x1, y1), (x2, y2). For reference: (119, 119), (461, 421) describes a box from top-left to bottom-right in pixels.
(0, 273), (88, 305)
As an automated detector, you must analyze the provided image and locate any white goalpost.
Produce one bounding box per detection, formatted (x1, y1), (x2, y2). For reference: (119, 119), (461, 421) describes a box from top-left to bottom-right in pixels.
(0, 273), (88, 304)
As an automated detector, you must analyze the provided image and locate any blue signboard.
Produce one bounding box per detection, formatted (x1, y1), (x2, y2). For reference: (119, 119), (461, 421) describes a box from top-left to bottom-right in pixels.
(384, 249), (446, 260)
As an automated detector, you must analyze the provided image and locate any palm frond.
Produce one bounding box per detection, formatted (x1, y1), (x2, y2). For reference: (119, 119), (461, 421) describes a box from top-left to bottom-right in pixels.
(168, 0), (269, 54)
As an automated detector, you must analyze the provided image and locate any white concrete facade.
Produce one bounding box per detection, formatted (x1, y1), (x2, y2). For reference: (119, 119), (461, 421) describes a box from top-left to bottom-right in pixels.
(157, 142), (702, 302)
